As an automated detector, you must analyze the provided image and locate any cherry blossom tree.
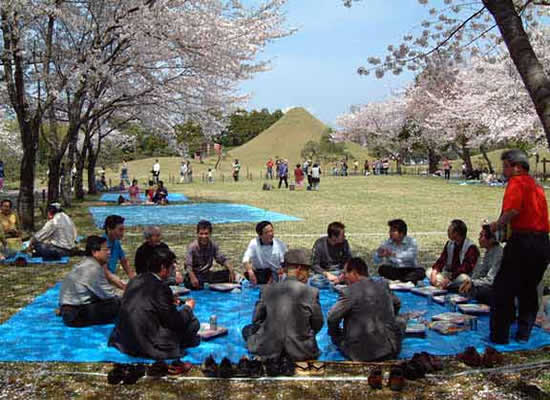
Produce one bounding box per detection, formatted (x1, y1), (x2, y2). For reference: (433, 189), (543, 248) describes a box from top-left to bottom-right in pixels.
(343, 0), (550, 150)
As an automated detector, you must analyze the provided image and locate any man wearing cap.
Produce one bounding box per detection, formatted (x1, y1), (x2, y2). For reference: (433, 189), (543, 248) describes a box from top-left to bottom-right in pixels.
(489, 149), (550, 344)
(242, 221), (287, 285)
(30, 203), (78, 260)
(243, 248), (324, 361)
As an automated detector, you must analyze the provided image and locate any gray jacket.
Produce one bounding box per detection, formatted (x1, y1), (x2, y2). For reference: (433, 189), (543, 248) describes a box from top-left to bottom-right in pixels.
(327, 278), (404, 361)
(247, 277), (324, 361)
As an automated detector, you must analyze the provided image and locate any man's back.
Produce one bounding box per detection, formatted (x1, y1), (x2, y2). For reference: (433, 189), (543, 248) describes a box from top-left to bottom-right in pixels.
(328, 278), (403, 361)
(247, 277), (323, 361)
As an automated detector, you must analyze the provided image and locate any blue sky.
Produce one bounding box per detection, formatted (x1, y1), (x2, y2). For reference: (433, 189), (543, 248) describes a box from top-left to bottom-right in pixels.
(239, 0), (433, 126)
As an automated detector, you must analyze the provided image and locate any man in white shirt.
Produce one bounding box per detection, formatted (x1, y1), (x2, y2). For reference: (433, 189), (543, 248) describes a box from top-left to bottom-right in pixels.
(30, 203), (77, 260)
(243, 221), (287, 284)
(152, 159), (161, 184)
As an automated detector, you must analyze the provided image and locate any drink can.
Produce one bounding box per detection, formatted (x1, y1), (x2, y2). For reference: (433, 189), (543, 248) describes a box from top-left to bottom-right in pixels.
(209, 315), (217, 331)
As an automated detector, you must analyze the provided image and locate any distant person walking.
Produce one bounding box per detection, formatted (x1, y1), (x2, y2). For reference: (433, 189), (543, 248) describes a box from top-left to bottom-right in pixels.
(311, 163), (321, 190)
(278, 160), (289, 189)
(0, 160), (4, 192)
(152, 159), (160, 184)
(232, 159), (241, 182)
(266, 158), (274, 180)
(187, 161), (193, 183)
(364, 159), (370, 176)
(443, 158), (452, 180)
(179, 160), (188, 184)
(120, 160), (131, 186)
(294, 164), (304, 188)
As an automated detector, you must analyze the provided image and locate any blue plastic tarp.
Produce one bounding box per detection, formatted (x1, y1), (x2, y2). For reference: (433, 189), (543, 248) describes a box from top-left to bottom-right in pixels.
(88, 204), (301, 228)
(0, 283), (548, 363)
(99, 193), (188, 203)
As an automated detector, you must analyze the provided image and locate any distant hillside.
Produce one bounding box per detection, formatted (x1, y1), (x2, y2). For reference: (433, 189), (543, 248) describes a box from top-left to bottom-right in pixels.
(229, 107), (327, 167)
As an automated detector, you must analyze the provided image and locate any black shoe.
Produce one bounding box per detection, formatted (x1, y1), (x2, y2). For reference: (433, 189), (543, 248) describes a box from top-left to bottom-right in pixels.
(202, 355), (218, 378)
(147, 361), (168, 378)
(279, 355), (295, 376)
(123, 364), (146, 384)
(234, 356), (251, 377)
(218, 357), (233, 378)
(248, 359), (264, 378)
(265, 357), (280, 377)
(107, 363), (128, 385)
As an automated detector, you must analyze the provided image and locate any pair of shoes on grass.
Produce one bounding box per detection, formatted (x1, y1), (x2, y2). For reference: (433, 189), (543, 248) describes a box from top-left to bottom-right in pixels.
(201, 355), (235, 378)
(107, 363), (146, 385)
(294, 361), (325, 375)
(456, 346), (503, 368)
(368, 367), (405, 391)
(202, 354), (295, 378)
(264, 354), (295, 377)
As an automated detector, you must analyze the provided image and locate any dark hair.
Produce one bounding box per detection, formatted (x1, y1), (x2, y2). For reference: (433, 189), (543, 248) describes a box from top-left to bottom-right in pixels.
(1, 199), (12, 207)
(104, 215), (125, 232)
(345, 257), (368, 276)
(47, 204), (61, 215)
(481, 224), (498, 243)
(327, 221), (345, 238)
(256, 220), (272, 235)
(85, 235), (107, 256)
(158, 180), (164, 186)
(132, 179), (138, 185)
(388, 219), (407, 236)
(197, 219), (212, 233)
(296, 164), (301, 168)
(149, 180), (154, 186)
(117, 195), (126, 205)
(501, 149), (530, 172)
(450, 219), (467, 238)
(148, 248), (176, 273)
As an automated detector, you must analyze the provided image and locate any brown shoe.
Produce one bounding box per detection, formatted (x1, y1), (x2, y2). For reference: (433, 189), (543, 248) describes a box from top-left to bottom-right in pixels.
(368, 368), (383, 389)
(389, 367), (405, 391)
(456, 346), (482, 367)
(482, 346), (503, 368)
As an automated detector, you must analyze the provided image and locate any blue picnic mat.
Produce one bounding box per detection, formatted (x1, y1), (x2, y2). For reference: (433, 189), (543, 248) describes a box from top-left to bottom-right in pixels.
(88, 204), (301, 228)
(0, 252), (70, 265)
(0, 282), (549, 363)
(99, 193), (188, 203)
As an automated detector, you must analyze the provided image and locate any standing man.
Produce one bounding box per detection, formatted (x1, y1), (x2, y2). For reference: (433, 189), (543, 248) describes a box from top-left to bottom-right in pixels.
(426, 219), (479, 290)
(374, 219), (425, 283)
(243, 248), (323, 361)
(442, 158), (452, 180)
(328, 257), (404, 361)
(184, 220), (234, 289)
(311, 221), (352, 286)
(243, 221), (287, 284)
(109, 248), (200, 360)
(232, 159), (241, 182)
(266, 158), (274, 180)
(103, 215), (135, 291)
(58, 236), (120, 327)
(489, 149), (550, 344)
(152, 159), (161, 184)
(278, 159), (288, 189)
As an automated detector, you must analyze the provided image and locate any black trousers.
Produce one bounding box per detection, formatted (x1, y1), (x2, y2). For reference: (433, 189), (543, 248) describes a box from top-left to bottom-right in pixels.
(184, 269), (231, 290)
(490, 233), (550, 343)
(278, 176), (288, 188)
(61, 297), (120, 327)
(444, 169), (450, 180)
(378, 265), (426, 283)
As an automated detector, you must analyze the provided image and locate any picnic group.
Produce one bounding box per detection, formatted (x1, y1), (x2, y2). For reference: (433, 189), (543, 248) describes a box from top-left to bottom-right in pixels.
(2, 149), (549, 387)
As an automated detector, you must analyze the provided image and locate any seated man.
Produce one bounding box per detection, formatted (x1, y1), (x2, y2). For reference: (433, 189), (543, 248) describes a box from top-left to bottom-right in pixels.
(0, 199), (21, 239)
(374, 219), (425, 283)
(152, 181), (168, 205)
(310, 221), (352, 286)
(103, 215), (135, 290)
(30, 203), (77, 260)
(459, 225), (503, 304)
(58, 236), (120, 327)
(109, 248), (200, 360)
(243, 221), (287, 284)
(426, 219), (480, 290)
(184, 220), (234, 289)
(328, 257), (405, 361)
(135, 226), (182, 285)
(243, 248), (323, 361)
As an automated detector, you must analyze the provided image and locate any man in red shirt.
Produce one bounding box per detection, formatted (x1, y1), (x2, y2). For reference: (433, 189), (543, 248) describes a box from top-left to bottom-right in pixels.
(489, 149), (550, 344)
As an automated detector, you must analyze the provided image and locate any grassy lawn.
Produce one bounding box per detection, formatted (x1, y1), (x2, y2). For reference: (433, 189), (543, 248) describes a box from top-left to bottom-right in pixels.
(1, 173), (549, 399)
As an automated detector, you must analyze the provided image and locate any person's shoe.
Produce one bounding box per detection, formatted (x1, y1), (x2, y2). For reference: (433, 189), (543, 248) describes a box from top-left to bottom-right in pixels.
(202, 355), (218, 378)
(482, 346), (503, 368)
(412, 352), (434, 373)
(167, 359), (193, 376)
(218, 357), (233, 378)
(147, 361), (169, 377)
(248, 359), (264, 378)
(367, 368), (383, 389)
(424, 352), (444, 371)
(279, 355), (295, 376)
(388, 367), (405, 391)
(265, 357), (281, 377)
(107, 363), (128, 384)
(403, 359), (426, 380)
(123, 364), (146, 384)
(456, 346), (482, 367)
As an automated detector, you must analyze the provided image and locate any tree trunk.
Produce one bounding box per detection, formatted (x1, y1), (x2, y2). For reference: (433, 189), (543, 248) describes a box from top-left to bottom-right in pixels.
(480, 144), (495, 173)
(47, 157), (63, 204)
(17, 121), (40, 231)
(75, 138), (88, 200)
(87, 135), (101, 195)
(484, 0), (550, 148)
(427, 146), (439, 174)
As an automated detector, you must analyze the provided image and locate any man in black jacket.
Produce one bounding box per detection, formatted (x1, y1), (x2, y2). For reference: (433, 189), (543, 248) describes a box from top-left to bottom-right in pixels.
(109, 248), (200, 360)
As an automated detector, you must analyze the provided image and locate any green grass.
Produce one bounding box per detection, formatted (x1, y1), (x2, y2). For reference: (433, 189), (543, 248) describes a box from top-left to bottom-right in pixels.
(1, 173), (550, 399)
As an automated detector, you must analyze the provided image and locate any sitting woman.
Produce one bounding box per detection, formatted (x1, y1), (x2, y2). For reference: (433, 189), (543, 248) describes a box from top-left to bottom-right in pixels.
(152, 181), (169, 205)
(128, 179), (140, 203)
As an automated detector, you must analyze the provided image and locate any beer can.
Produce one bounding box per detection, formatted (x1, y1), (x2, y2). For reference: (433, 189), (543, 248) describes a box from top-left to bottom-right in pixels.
(209, 315), (217, 331)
